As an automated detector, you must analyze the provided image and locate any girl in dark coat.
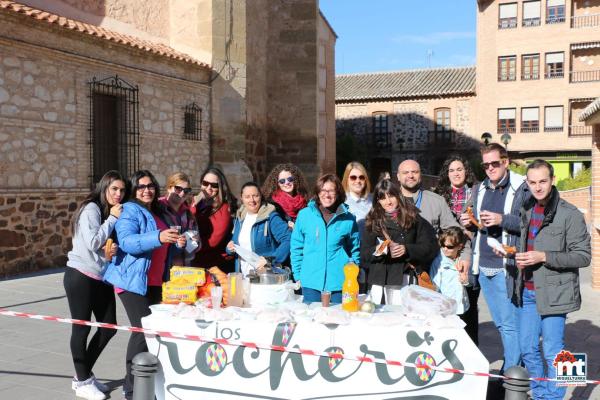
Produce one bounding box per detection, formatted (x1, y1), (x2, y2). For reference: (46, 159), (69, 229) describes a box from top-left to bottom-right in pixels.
(360, 179), (438, 304)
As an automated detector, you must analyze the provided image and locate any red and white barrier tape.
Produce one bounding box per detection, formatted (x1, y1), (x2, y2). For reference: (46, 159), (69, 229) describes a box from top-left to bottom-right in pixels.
(0, 307), (598, 385)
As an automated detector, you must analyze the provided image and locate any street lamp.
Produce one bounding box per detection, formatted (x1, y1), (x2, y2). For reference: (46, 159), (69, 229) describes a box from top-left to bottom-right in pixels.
(500, 132), (512, 150)
(481, 132), (492, 145)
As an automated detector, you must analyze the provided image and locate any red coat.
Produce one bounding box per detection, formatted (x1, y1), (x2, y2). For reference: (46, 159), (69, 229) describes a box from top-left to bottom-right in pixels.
(191, 202), (233, 270)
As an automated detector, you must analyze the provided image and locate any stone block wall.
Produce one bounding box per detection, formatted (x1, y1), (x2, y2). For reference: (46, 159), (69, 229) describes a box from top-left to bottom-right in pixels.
(0, 191), (85, 277)
(0, 15), (211, 276)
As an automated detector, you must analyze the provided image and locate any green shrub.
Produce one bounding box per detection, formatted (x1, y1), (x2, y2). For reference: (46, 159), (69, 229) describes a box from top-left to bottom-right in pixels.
(556, 167), (591, 191)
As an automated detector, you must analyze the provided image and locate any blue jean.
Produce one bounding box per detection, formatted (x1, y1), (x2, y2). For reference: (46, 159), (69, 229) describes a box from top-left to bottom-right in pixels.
(478, 271), (521, 371)
(519, 288), (566, 400)
(302, 288), (342, 304)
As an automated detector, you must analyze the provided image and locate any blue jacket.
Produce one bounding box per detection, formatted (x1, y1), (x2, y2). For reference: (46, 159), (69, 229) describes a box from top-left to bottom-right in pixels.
(103, 201), (163, 295)
(228, 203), (291, 271)
(290, 200), (360, 292)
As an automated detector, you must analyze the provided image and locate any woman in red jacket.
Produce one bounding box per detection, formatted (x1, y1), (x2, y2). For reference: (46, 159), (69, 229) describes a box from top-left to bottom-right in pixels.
(190, 167), (237, 272)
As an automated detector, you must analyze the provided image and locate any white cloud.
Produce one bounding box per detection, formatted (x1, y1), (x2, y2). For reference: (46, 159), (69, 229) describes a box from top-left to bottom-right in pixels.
(393, 31), (475, 45)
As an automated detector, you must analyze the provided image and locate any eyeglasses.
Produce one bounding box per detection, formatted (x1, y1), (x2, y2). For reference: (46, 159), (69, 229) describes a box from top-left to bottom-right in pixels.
(349, 175), (366, 181)
(201, 180), (219, 189)
(481, 160), (505, 170)
(442, 243), (458, 249)
(278, 176), (295, 185)
(173, 185), (192, 195)
(136, 183), (156, 191)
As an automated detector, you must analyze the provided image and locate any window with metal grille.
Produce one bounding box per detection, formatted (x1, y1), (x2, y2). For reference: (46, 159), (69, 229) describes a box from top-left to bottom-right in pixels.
(544, 105), (563, 131)
(88, 75), (139, 186)
(521, 107), (539, 132)
(183, 103), (202, 140)
(498, 108), (516, 133)
(498, 56), (517, 81)
(545, 52), (564, 78)
(432, 108), (453, 144)
(372, 112), (389, 149)
(522, 54), (540, 80)
(523, 1), (541, 26)
(499, 3), (518, 28)
(546, 0), (565, 24)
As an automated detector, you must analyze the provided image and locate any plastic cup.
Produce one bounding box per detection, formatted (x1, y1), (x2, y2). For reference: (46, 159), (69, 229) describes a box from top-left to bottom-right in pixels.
(170, 225), (182, 234)
(321, 291), (331, 307)
(211, 286), (223, 309)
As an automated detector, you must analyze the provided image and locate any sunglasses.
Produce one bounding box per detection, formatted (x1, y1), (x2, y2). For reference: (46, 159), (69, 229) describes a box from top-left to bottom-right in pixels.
(278, 176), (295, 185)
(173, 185), (192, 195)
(136, 183), (156, 191)
(201, 180), (219, 189)
(349, 175), (366, 181)
(481, 159), (505, 170)
(442, 243), (458, 249)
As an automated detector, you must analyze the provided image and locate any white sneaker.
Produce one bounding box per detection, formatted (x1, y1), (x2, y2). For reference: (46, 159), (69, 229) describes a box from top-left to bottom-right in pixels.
(75, 379), (106, 400)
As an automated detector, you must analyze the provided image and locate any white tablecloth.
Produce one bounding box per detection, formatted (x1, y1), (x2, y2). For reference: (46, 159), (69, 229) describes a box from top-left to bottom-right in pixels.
(142, 311), (488, 399)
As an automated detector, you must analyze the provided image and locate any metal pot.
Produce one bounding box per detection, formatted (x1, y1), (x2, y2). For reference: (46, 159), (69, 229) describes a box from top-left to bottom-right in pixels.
(256, 270), (289, 284)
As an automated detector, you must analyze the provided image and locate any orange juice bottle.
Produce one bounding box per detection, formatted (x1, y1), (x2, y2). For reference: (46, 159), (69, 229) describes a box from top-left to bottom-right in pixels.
(342, 259), (359, 312)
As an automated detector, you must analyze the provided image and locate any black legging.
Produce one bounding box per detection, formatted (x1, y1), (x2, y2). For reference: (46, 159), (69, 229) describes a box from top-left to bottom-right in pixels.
(460, 285), (480, 345)
(119, 286), (162, 397)
(63, 267), (117, 381)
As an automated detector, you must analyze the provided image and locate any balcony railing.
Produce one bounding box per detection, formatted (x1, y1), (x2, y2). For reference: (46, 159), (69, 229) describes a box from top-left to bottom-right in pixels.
(571, 13), (600, 28)
(544, 126), (563, 132)
(546, 15), (566, 24)
(371, 131), (391, 150)
(522, 73), (540, 80)
(569, 125), (593, 136)
(523, 17), (541, 27)
(498, 73), (517, 81)
(545, 70), (564, 79)
(570, 69), (600, 83)
(498, 17), (517, 29)
(521, 126), (539, 133)
(497, 127), (516, 134)
(428, 130), (455, 146)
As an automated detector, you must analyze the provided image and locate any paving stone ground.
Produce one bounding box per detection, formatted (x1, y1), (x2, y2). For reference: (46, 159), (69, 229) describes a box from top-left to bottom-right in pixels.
(0, 267), (598, 399)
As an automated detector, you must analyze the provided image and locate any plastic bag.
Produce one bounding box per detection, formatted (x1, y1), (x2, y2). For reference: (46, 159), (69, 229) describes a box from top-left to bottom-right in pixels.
(234, 245), (262, 268)
(399, 284), (457, 317)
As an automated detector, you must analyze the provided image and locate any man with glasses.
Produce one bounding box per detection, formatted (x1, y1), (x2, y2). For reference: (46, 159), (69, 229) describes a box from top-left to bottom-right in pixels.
(459, 143), (529, 374)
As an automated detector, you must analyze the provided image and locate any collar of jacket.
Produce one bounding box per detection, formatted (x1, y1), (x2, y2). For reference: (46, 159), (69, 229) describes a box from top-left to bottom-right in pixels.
(236, 202), (276, 223)
(307, 199), (349, 217)
(477, 170), (526, 196)
(522, 186), (560, 227)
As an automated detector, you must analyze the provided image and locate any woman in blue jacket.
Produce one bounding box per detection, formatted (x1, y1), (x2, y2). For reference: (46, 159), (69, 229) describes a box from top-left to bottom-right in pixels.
(103, 170), (182, 400)
(291, 174), (361, 304)
(226, 182), (291, 275)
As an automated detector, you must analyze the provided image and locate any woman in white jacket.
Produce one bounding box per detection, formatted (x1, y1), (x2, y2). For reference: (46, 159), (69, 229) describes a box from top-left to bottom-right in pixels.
(64, 170), (128, 400)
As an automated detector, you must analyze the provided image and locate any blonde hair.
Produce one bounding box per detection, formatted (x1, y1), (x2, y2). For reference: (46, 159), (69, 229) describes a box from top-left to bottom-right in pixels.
(341, 161), (371, 198)
(166, 172), (191, 190)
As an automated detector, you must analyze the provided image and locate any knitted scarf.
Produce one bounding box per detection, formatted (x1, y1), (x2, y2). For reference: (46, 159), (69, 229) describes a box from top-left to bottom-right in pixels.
(271, 190), (307, 220)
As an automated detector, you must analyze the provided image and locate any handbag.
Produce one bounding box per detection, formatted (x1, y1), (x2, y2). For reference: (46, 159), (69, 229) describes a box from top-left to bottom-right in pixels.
(379, 224), (436, 291)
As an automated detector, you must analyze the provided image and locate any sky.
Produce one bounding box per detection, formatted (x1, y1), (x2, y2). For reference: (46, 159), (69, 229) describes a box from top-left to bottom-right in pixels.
(319, 0), (477, 75)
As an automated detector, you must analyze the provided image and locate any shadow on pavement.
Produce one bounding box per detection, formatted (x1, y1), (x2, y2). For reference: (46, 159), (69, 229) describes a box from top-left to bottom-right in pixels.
(0, 295), (66, 308)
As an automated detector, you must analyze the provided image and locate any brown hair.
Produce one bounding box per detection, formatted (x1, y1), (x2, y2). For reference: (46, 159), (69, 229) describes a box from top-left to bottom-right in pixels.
(341, 161), (372, 198)
(438, 226), (467, 248)
(365, 179), (418, 232)
(480, 143), (508, 159)
(261, 163), (309, 200)
(313, 174), (345, 206)
(165, 172), (191, 191)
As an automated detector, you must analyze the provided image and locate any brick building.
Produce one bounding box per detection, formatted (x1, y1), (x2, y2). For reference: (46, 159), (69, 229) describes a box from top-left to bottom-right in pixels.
(336, 0), (600, 182)
(0, 0), (336, 276)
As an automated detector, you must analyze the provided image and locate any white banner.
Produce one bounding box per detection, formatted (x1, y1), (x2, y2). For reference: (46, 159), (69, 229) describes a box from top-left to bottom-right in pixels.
(143, 315), (489, 400)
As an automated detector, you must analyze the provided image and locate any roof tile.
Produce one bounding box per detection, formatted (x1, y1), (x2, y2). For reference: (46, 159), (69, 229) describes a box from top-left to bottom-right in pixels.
(0, 0), (209, 68)
(336, 66), (476, 102)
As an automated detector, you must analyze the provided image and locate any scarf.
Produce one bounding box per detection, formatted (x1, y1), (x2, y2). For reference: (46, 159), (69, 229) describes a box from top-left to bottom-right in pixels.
(271, 190), (307, 220)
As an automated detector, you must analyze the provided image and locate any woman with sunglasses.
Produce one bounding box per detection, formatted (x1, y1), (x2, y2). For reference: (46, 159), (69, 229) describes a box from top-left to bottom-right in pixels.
(291, 174), (361, 304)
(65, 170), (127, 400)
(360, 179), (438, 304)
(103, 170), (183, 400)
(262, 163), (309, 230)
(158, 172), (200, 270)
(341, 162), (373, 237)
(226, 182), (291, 275)
(190, 167), (237, 272)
